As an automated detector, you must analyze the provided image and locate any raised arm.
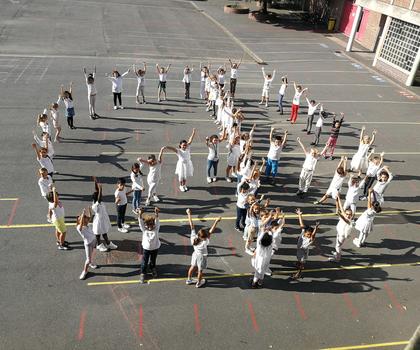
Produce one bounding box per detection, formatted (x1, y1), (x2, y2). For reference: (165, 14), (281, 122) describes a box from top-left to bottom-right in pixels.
(296, 137), (307, 154)
(370, 130), (377, 145)
(155, 64), (160, 74)
(121, 69), (130, 77)
(32, 143), (40, 160)
(187, 128), (196, 145)
(379, 152), (385, 167)
(164, 146), (178, 153)
(143, 62), (147, 73)
(186, 208), (194, 230)
(311, 221), (320, 241)
(208, 217), (222, 237)
(237, 55), (243, 67)
(83, 67), (87, 79)
(166, 63), (171, 73)
(336, 197), (351, 224)
(359, 126), (366, 143)
(158, 146), (165, 163)
(296, 208), (305, 228)
(261, 67), (266, 78)
(271, 70), (276, 81)
(282, 130), (288, 147)
(52, 187), (59, 207)
(269, 127), (274, 142)
(69, 82), (73, 94)
(133, 64), (138, 76)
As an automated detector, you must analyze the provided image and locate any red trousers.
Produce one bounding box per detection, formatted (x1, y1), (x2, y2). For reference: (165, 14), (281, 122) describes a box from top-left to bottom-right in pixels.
(290, 104), (299, 123)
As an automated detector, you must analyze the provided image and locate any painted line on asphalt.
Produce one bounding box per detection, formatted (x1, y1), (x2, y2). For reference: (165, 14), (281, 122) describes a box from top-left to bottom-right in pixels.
(294, 293), (308, 320)
(86, 261), (420, 287)
(320, 340), (409, 350)
(1, 209), (419, 230)
(193, 304), (201, 334)
(7, 198), (19, 226)
(246, 300), (260, 332)
(0, 198), (19, 201)
(383, 282), (405, 314)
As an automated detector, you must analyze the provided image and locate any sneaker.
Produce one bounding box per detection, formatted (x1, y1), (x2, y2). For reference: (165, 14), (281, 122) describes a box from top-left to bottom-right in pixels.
(186, 279), (196, 285)
(212, 177), (217, 182)
(207, 177), (212, 184)
(313, 200), (320, 205)
(296, 190), (303, 196)
(89, 264), (98, 269)
(123, 223), (130, 229)
(79, 271), (88, 280)
(145, 199), (150, 206)
(302, 129), (307, 132)
(205, 107), (210, 112)
(152, 195), (160, 202)
(118, 227), (128, 233)
(251, 281), (258, 289)
(226, 177), (232, 183)
(107, 241), (118, 250)
(113, 106), (118, 110)
(183, 186), (188, 191)
(265, 268), (272, 276)
(235, 227), (242, 232)
(231, 172), (237, 178)
(258, 101), (263, 105)
(96, 243), (109, 252)
(307, 131), (311, 135)
(179, 185), (185, 192)
(119, 106), (124, 109)
(151, 268), (158, 278)
(352, 238), (361, 248)
(132, 209), (139, 215)
(245, 247), (255, 256)
(359, 196), (367, 201)
(196, 279), (206, 288)
(143, 101), (147, 104)
(58, 245), (69, 250)
(310, 142), (316, 145)
(139, 274), (146, 284)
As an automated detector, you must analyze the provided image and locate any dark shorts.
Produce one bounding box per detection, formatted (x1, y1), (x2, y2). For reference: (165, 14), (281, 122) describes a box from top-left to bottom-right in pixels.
(158, 81), (166, 89)
(66, 107), (75, 118)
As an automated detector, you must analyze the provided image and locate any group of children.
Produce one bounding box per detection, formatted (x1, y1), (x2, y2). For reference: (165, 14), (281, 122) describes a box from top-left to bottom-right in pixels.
(30, 59), (394, 288)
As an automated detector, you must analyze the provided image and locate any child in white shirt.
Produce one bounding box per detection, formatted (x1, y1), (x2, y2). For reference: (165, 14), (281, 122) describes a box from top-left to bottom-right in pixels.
(277, 75), (288, 114)
(259, 67), (276, 108)
(83, 66), (98, 119)
(114, 178), (133, 233)
(106, 69), (130, 110)
(133, 62), (147, 104)
(156, 63), (171, 102)
(76, 207), (97, 280)
(130, 163), (144, 213)
(182, 65), (193, 99)
(302, 98), (320, 134)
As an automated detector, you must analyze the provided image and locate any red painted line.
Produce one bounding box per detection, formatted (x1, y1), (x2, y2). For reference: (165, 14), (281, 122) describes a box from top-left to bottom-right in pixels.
(246, 301), (259, 332)
(77, 309), (87, 341)
(7, 198), (19, 226)
(182, 236), (189, 256)
(172, 177), (179, 197)
(193, 304), (201, 334)
(138, 305), (143, 338)
(228, 235), (236, 256)
(383, 283), (404, 314)
(342, 293), (359, 318)
(294, 293), (308, 320)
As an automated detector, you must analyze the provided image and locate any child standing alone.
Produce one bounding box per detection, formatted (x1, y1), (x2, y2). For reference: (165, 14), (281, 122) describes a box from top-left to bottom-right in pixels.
(114, 178), (133, 233)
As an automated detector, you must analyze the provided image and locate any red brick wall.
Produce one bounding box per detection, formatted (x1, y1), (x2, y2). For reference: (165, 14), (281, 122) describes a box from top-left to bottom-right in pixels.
(393, 0), (412, 9)
(356, 10), (383, 51)
(376, 59), (409, 83)
(413, 0), (420, 12)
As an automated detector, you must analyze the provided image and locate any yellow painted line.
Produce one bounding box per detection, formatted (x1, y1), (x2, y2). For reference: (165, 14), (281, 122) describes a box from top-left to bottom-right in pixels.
(86, 261), (420, 287)
(0, 198), (19, 201)
(320, 340), (409, 350)
(1, 209), (419, 230)
(100, 151), (420, 156)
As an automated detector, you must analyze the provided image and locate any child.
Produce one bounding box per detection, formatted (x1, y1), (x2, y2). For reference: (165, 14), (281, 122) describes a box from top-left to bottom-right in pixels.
(350, 127), (377, 172)
(199, 63), (210, 100)
(165, 128), (196, 192)
(138, 207), (161, 284)
(58, 82), (76, 129)
(92, 177), (117, 252)
(360, 151), (384, 200)
(296, 137), (327, 197)
(106, 68), (130, 110)
(292, 208), (320, 280)
(182, 65), (193, 99)
(240, 123), (256, 154)
(206, 133), (226, 183)
(228, 57), (242, 98)
(322, 113), (345, 160)
(76, 208), (97, 280)
(207, 75), (219, 117)
(130, 163), (144, 213)
(277, 75), (288, 114)
(311, 105), (326, 146)
(314, 156), (347, 204)
(37, 110), (50, 135)
(265, 127), (288, 184)
(217, 66), (226, 89)
(33, 131), (54, 159)
(328, 197), (354, 262)
(32, 143), (54, 178)
(137, 147), (165, 206)
(133, 62), (147, 104)
(353, 189), (381, 248)
(235, 180), (251, 232)
(259, 67), (276, 108)
(50, 103), (61, 142)
(46, 187), (69, 250)
(156, 63), (171, 102)
(302, 98), (320, 134)
(38, 167), (52, 199)
(186, 208), (221, 288)
(83, 66), (98, 119)
(343, 175), (364, 216)
(372, 166), (393, 205)
(225, 135), (241, 182)
(288, 82), (308, 124)
(114, 178), (133, 233)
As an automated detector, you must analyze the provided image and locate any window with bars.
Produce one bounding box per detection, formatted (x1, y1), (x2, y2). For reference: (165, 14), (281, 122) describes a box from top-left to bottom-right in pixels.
(379, 18), (420, 72)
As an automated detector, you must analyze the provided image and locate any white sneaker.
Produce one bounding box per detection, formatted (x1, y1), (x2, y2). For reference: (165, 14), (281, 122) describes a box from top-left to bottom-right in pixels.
(179, 185), (185, 192)
(207, 177), (212, 184)
(186, 279), (197, 285)
(113, 106), (118, 110)
(152, 195), (160, 202)
(118, 227), (128, 233)
(212, 177), (217, 182)
(183, 186), (188, 191)
(79, 271), (87, 280)
(265, 268), (272, 276)
(132, 209), (138, 215)
(353, 238), (361, 248)
(258, 101), (263, 105)
(107, 241), (118, 250)
(119, 106), (124, 109)
(89, 264), (98, 269)
(196, 279), (206, 288)
(145, 199), (150, 206)
(226, 177), (232, 183)
(123, 223), (130, 229)
(96, 243), (109, 252)
(245, 247), (255, 256)
(231, 172), (237, 178)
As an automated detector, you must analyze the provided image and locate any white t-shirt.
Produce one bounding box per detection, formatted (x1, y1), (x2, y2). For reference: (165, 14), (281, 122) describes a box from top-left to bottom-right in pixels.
(345, 183), (361, 203)
(77, 225), (96, 245)
(366, 162), (381, 177)
(207, 143), (219, 161)
(267, 143), (283, 161)
(38, 156), (54, 174)
(182, 72), (192, 84)
(302, 154), (318, 171)
(306, 98), (319, 116)
(292, 90), (303, 105)
(148, 163), (161, 183)
(191, 229), (209, 256)
(49, 201), (65, 221)
(230, 68), (238, 79)
(315, 115), (324, 128)
(329, 172), (345, 190)
(279, 83), (287, 95)
(114, 188), (128, 206)
(159, 73), (167, 82)
(38, 176), (52, 197)
(86, 82), (97, 96)
(131, 171), (144, 190)
(137, 75), (145, 87)
(218, 74), (225, 85)
(236, 188), (248, 209)
(297, 229), (312, 250)
(108, 71), (128, 93)
(139, 218), (161, 250)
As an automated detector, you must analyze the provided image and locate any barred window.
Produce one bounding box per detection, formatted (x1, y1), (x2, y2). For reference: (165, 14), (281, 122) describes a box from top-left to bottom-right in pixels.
(379, 18), (420, 72)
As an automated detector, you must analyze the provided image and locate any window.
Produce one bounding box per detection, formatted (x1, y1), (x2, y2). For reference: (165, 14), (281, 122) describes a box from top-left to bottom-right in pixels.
(379, 18), (420, 72)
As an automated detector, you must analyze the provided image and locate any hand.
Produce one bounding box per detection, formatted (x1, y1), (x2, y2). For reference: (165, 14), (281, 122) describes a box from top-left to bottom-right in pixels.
(362, 126), (366, 130)
(137, 157), (142, 162)
(31, 143), (37, 148)
(295, 208), (302, 215)
(296, 137), (300, 142)
(205, 136), (209, 141)
(340, 112), (344, 116)
(372, 129), (377, 134)
(192, 128), (196, 132)
(154, 207), (160, 214)
(344, 156), (347, 161)
(216, 217), (222, 223)
(252, 123), (256, 129)
(271, 126), (275, 131)
(380, 151), (385, 157)
(186, 208), (191, 215)
(315, 221), (320, 227)
(284, 130), (289, 135)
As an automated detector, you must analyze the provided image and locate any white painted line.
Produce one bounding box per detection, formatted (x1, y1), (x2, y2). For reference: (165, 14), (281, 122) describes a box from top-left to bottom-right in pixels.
(116, 43), (242, 53)
(14, 58), (34, 83)
(39, 58), (53, 82)
(101, 151), (420, 156)
(319, 43), (329, 48)
(264, 59), (347, 63)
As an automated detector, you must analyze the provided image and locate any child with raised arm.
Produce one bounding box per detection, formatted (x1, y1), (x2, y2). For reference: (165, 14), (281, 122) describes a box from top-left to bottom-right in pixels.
(33, 130), (54, 159)
(350, 127), (377, 172)
(292, 209), (320, 280)
(156, 63), (171, 102)
(360, 151), (384, 200)
(296, 137), (328, 197)
(76, 207), (98, 280)
(302, 98), (320, 134)
(47, 187), (69, 250)
(288, 82), (308, 124)
(311, 105), (326, 146)
(259, 67), (276, 108)
(32, 143), (54, 178)
(322, 113), (345, 160)
(38, 168), (52, 200)
(57, 82), (76, 129)
(205, 132), (227, 184)
(353, 189), (382, 248)
(371, 166), (393, 205)
(186, 208), (221, 288)
(182, 65), (193, 99)
(199, 63), (210, 100)
(130, 162), (144, 214)
(164, 128), (196, 192)
(225, 135), (241, 182)
(50, 103), (61, 142)
(314, 156), (347, 204)
(343, 175), (364, 216)
(114, 178), (133, 233)
(228, 56), (242, 98)
(138, 207), (161, 284)
(137, 147), (165, 206)
(106, 68), (130, 110)
(265, 127), (288, 184)
(277, 75), (288, 114)
(235, 180), (251, 232)
(133, 62), (147, 104)
(83, 66), (98, 119)
(328, 196), (354, 262)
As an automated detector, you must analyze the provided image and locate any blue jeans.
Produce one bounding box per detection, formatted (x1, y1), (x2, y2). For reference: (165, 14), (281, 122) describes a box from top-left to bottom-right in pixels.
(236, 206), (247, 229)
(207, 159), (219, 177)
(132, 190), (142, 210)
(278, 94), (284, 113)
(265, 158), (278, 178)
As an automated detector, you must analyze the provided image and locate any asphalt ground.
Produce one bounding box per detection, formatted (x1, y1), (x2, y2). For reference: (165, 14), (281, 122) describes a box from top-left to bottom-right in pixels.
(0, 0), (419, 349)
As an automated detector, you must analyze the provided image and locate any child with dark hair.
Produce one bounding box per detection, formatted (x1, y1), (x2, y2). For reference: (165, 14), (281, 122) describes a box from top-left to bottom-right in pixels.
(311, 105), (326, 146)
(292, 208), (320, 280)
(314, 156), (347, 205)
(360, 151), (384, 200)
(322, 113), (345, 160)
(277, 75), (288, 114)
(130, 162), (144, 214)
(106, 68), (130, 110)
(57, 82), (76, 129)
(371, 166), (393, 205)
(114, 177), (133, 233)
(47, 187), (69, 250)
(302, 98), (320, 134)
(265, 127), (288, 184)
(76, 207), (97, 280)
(235, 180), (251, 232)
(185, 209), (221, 288)
(83, 66), (98, 119)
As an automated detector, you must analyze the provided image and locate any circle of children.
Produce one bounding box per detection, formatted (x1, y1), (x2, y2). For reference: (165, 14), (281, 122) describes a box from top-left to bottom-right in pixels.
(32, 58), (393, 288)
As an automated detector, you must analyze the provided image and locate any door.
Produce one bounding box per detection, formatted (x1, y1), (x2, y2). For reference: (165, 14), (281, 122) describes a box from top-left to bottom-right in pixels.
(339, 0), (356, 35)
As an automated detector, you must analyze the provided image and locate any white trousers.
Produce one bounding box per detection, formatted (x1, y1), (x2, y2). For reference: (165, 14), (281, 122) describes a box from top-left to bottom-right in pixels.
(299, 169), (313, 192)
